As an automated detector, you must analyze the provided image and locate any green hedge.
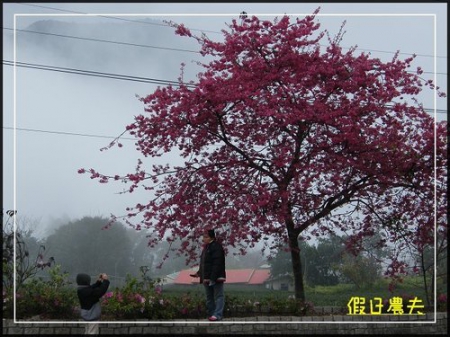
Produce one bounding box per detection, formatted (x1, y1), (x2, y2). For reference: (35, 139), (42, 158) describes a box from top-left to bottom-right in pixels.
(4, 273), (315, 320)
(3, 268), (445, 320)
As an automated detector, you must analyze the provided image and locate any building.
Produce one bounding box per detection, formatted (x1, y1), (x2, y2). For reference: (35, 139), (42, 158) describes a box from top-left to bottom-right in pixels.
(167, 267), (271, 287)
(265, 273), (294, 291)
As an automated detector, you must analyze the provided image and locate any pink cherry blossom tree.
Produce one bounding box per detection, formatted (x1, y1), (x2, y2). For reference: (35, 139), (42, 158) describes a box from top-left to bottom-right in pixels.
(80, 9), (447, 305)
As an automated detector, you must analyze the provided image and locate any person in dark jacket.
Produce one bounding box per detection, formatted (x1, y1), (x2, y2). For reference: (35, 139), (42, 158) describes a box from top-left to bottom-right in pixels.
(76, 272), (110, 334)
(190, 229), (226, 321)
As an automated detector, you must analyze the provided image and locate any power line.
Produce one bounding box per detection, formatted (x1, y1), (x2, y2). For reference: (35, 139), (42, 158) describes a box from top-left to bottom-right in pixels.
(2, 126), (136, 140)
(3, 27), (200, 55)
(424, 108), (447, 115)
(2, 106), (447, 141)
(16, 3), (221, 35)
(13, 3), (448, 60)
(2, 60), (197, 88)
(2, 60), (447, 114)
(3, 27), (447, 77)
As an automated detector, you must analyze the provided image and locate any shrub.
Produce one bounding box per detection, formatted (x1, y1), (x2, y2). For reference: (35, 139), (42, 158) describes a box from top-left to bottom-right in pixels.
(5, 272), (337, 320)
(12, 265), (77, 320)
(101, 275), (206, 320)
(101, 274), (149, 319)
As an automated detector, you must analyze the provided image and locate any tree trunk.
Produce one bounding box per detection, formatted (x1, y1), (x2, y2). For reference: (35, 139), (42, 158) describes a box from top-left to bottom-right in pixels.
(288, 230), (306, 303)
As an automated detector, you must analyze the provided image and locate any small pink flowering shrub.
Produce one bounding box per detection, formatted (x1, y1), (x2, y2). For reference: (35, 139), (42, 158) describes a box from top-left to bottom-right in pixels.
(102, 291), (149, 319)
(101, 276), (206, 319)
(101, 275), (149, 319)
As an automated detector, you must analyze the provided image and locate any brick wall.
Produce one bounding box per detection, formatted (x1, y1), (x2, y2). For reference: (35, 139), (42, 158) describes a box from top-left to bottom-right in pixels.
(3, 313), (447, 335)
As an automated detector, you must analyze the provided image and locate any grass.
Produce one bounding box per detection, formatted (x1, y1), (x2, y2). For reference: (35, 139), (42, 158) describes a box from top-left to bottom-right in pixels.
(162, 276), (433, 308)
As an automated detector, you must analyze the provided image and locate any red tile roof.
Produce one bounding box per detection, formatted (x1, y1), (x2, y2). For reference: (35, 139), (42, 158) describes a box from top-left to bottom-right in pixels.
(172, 268), (270, 285)
(174, 270), (198, 285)
(248, 269), (271, 284)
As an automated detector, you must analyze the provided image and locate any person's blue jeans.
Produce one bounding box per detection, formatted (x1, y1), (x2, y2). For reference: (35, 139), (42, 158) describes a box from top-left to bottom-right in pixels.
(204, 282), (225, 320)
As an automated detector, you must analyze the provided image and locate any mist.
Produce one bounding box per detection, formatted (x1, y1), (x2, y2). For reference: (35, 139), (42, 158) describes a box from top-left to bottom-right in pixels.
(3, 3), (447, 242)
(3, 16), (205, 237)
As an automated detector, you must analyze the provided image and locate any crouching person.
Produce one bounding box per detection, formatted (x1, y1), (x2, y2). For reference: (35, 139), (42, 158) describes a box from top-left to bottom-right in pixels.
(76, 273), (110, 335)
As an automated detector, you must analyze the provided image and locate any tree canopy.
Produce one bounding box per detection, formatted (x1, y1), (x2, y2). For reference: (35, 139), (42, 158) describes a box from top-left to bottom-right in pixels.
(44, 216), (134, 278)
(79, 9), (447, 302)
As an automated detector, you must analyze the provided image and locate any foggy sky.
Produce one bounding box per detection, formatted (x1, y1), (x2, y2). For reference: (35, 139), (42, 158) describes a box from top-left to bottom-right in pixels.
(2, 2), (448, 239)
